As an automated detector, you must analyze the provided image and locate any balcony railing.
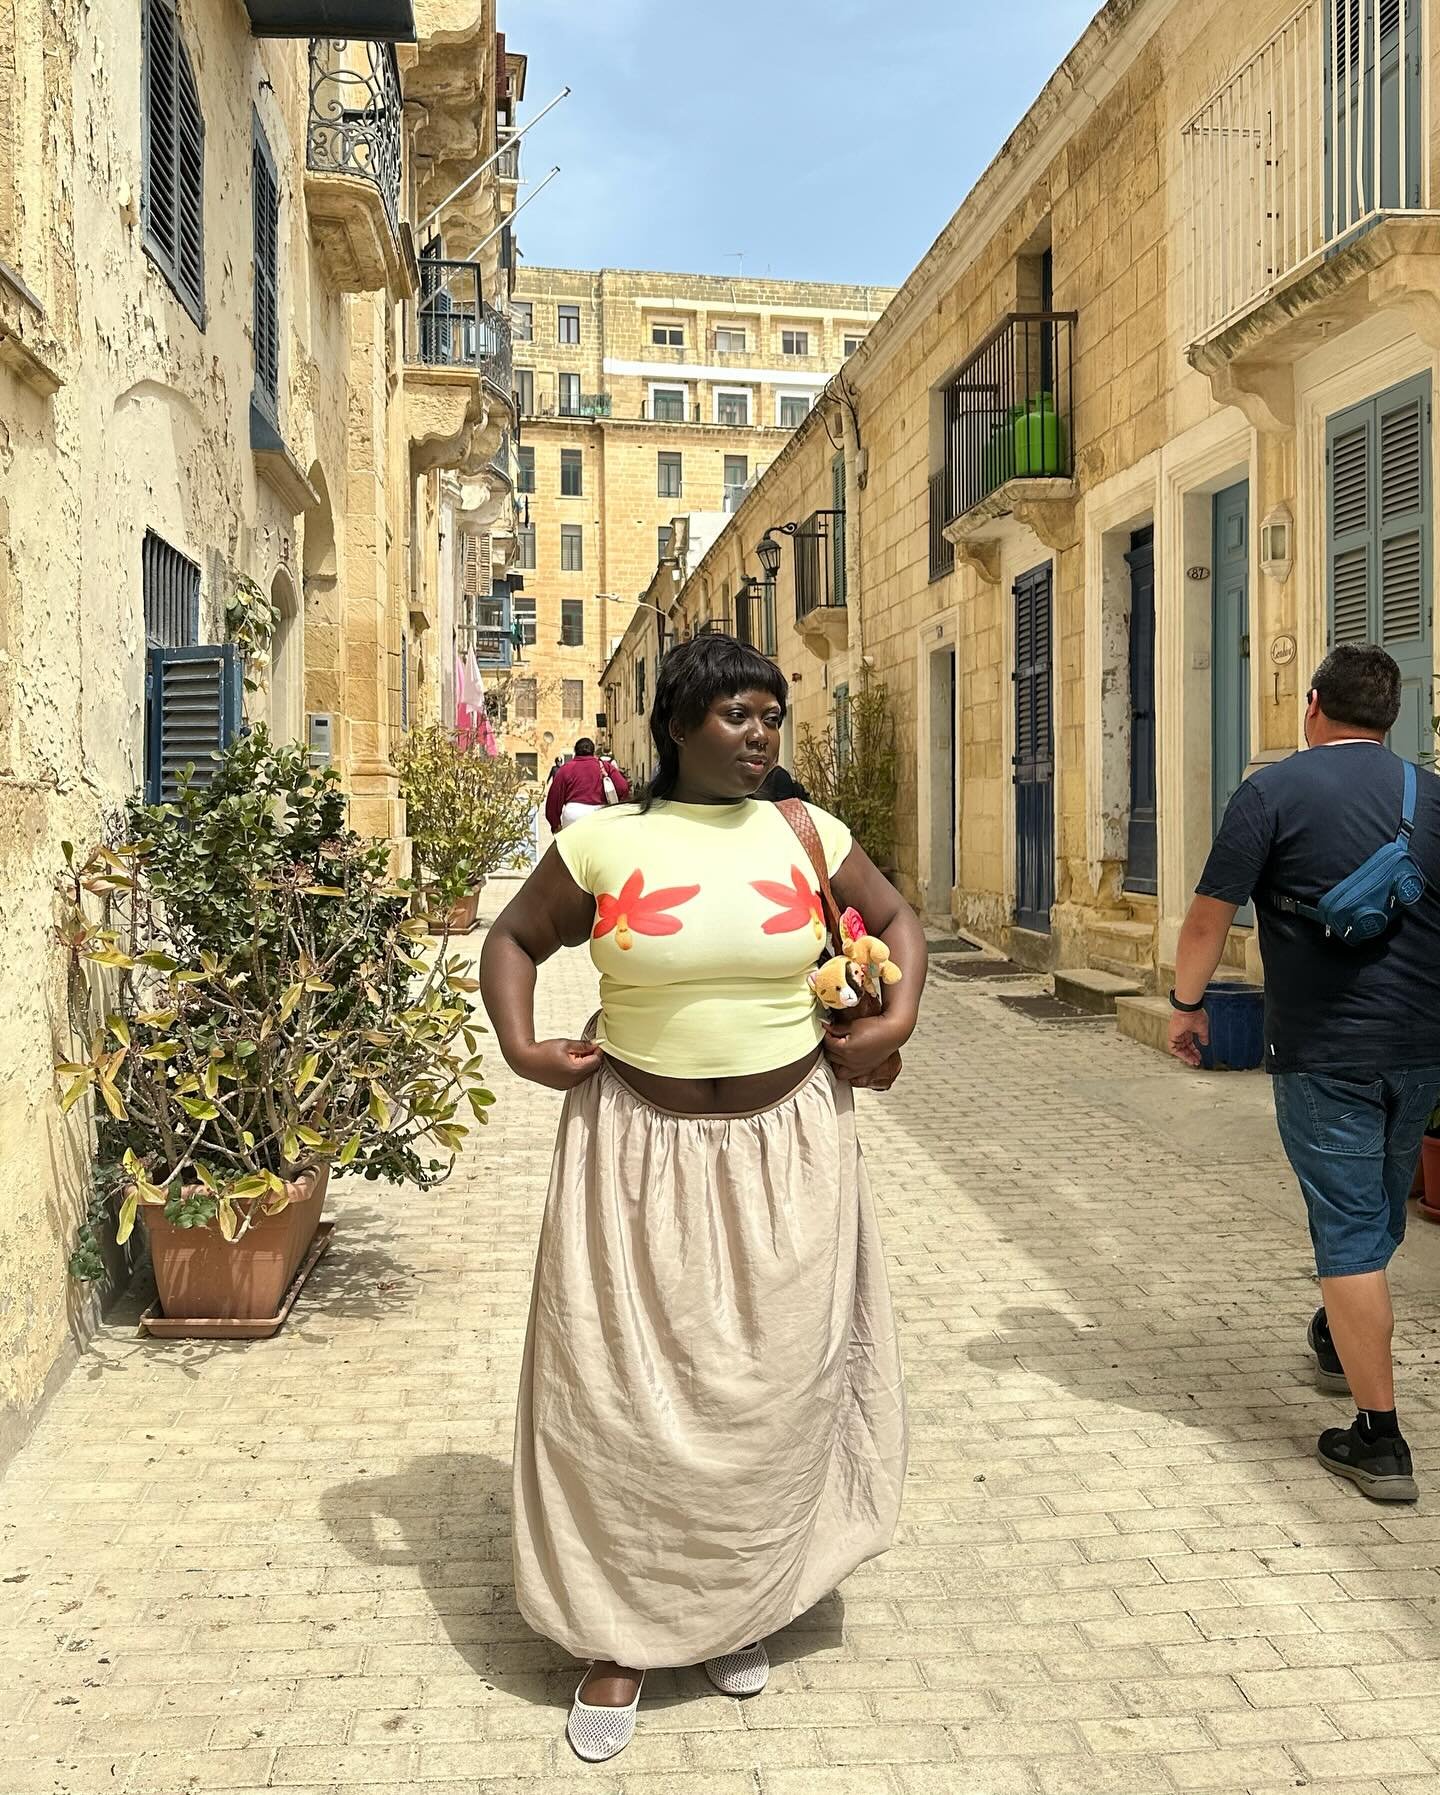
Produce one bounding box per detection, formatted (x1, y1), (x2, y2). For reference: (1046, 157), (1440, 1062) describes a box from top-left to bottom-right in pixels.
(410, 263), (513, 397)
(794, 509), (846, 620)
(555, 392), (612, 418)
(306, 38), (402, 232)
(641, 400), (702, 423)
(928, 470), (956, 581)
(937, 312), (1076, 527)
(489, 428), (514, 486)
(723, 486), (746, 514)
(735, 580), (777, 656)
(1181, 0), (1429, 346)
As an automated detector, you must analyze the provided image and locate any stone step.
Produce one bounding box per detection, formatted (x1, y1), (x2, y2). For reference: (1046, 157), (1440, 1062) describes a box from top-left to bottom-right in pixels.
(1053, 968), (1143, 1015)
(1115, 994), (1172, 1055)
(1084, 919), (1154, 966)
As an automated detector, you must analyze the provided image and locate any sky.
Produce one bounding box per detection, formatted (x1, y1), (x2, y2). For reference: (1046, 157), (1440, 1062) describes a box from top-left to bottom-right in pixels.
(504, 0), (1101, 289)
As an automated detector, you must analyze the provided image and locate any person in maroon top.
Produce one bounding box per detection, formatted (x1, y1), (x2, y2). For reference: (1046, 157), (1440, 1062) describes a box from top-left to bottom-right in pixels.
(544, 738), (630, 833)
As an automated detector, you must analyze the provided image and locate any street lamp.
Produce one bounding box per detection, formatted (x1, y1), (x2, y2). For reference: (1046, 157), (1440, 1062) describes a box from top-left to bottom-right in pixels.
(755, 522), (798, 581)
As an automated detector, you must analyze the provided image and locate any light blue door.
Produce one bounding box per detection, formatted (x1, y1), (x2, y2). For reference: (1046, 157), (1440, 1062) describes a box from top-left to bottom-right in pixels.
(1212, 482), (1251, 834)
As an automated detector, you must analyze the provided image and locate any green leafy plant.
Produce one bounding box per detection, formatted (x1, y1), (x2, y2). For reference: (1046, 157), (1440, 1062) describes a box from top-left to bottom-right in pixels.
(796, 675), (899, 868)
(55, 730), (494, 1270)
(225, 573), (280, 695)
(396, 724), (536, 908)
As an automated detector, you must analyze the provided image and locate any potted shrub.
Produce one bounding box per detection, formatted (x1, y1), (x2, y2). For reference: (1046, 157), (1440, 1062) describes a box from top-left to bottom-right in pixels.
(397, 724), (536, 934)
(796, 675), (900, 878)
(56, 731), (495, 1330)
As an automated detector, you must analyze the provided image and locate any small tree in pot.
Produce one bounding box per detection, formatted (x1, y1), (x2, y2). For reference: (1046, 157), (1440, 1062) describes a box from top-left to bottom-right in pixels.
(397, 725), (536, 932)
(56, 731), (495, 1324)
(796, 675), (900, 875)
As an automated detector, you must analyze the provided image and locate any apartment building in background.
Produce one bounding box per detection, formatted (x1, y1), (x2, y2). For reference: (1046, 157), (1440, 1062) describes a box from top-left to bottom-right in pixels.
(481, 267), (893, 776)
(603, 0), (1438, 1054)
(0, 0), (521, 1452)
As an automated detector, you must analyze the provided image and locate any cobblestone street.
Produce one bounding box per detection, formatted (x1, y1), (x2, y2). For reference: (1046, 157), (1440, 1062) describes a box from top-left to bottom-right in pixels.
(6, 891), (1440, 1795)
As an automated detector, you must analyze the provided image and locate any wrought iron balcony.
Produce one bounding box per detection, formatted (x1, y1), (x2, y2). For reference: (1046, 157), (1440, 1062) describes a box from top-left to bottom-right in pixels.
(1181, 0), (1429, 348)
(794, 509), (846, 620)
(246, 0), (414, 37)
(735, 579), (777, 656)
(641, 399), (702, 424)
(488, 428), (514, 487)
(306, 38), (402, 233)
(937, 312), (1076, 529)
(410, 263), (512, 404)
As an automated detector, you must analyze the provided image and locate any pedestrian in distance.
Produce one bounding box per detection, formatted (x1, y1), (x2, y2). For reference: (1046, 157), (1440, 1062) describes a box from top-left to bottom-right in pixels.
(1169, 643), (1440, 1504)
(480, 633), (925, 1762)
(543, 736), (630, 833)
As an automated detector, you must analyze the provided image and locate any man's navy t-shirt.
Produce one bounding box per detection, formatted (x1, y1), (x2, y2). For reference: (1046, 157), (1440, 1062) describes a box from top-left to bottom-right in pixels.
(1196, 741), (1440, 1074)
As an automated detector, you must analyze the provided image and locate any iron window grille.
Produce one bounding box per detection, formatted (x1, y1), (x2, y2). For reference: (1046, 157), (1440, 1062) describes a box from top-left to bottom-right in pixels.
(928, 470), (956, 581)
(142, 0), (206, 327)
(305, 38), (402, 234)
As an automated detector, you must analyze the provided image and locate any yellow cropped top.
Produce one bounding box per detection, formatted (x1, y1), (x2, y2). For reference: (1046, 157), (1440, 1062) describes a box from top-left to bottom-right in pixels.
(553, 798), (854, 1077)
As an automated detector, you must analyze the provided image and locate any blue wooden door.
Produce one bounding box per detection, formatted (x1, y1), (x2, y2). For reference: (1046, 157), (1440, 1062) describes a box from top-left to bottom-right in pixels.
(1013, 562), (1054, 934)
(1212, 482), (1251, 836)
(1124, 526), (1157, 894)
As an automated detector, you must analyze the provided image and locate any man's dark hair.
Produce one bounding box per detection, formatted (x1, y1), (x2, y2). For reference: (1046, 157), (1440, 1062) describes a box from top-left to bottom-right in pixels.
(643, 634), (787, 808)
(756, 765), (810, 804)
(574, 737), (596, 757)
(1311, 643), (1402, 732)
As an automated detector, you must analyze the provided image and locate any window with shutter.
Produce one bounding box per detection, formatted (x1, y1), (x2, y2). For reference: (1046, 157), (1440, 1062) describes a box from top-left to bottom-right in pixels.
(1326, 373), (1433, 757)
(251, 112), (280, 417)
(146, 644), (242, 804)
(142, 0), (205, 327)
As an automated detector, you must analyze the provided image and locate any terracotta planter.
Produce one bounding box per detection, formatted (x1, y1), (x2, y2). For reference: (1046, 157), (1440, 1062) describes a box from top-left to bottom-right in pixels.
(139, 1165), (329, 1320)
(1419, 1136), (1440, 1224)
(414, 887), (482, 935)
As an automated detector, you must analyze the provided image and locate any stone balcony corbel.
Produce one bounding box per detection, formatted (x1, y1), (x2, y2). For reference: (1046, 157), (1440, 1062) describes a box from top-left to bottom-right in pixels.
(1188, 217), (1440, 435)
(405, 366), (485, 474)
(943, 476), (1079, 575)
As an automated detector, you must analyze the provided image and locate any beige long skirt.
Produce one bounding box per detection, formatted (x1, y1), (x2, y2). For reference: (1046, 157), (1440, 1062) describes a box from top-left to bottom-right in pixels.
(512, 1053), (908, 1669)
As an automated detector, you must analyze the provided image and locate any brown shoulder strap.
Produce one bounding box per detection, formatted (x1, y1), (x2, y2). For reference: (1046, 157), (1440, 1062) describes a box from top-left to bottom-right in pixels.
(776, 799), (843, 948)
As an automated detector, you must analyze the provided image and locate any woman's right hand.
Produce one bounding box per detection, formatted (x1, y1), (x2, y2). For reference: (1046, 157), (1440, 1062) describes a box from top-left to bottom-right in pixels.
(510, 1038), (604, 1091)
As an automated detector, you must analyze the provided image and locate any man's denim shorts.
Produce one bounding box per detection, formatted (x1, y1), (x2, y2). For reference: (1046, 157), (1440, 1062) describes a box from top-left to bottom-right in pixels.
(1273, 1066), (1440, 1277)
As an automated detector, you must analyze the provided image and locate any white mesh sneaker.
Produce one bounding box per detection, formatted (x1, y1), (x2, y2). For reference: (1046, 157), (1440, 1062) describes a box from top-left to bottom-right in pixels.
(566, 1668), (644, 1762)
(704, 1641), (769, 1697)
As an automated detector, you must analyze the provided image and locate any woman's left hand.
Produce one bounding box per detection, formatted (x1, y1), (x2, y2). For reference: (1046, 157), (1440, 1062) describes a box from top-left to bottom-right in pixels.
(821, 1013), (908, 1085)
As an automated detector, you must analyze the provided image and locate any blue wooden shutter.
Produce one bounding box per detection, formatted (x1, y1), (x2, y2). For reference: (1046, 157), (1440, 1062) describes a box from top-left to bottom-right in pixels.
(142, 0), (205, 326)
(831, 452), (847, 609)
(146, 644), (242, 804)
(252, 113), (280, 415)
(1326, 373), (1432, 757)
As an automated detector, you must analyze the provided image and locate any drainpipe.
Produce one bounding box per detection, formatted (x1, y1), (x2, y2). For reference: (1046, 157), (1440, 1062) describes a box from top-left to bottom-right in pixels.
(838, 380), (865, 661)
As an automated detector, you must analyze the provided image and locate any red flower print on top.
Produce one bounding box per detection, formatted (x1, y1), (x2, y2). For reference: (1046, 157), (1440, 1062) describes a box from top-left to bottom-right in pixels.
(753, 866), (825, 943)
(594, 870), (700, 951)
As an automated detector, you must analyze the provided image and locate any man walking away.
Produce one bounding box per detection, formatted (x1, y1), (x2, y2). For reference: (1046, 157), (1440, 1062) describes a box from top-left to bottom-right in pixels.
(1169, 644), (1440, 1503)
(544, 737), (631, 834)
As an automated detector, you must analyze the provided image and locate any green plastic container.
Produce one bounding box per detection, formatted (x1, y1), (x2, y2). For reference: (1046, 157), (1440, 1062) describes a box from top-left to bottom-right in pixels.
(1012, 393), (1066, 476)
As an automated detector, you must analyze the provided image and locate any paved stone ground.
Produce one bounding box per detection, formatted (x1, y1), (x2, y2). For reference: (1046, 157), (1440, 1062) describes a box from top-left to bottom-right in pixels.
(6, 888), (1440, 1795)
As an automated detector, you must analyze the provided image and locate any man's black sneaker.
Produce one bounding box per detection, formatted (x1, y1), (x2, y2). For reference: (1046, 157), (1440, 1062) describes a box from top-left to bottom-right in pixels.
(1308, 1307), (1350, 1395)
(1317, 1421), (1418, 1503)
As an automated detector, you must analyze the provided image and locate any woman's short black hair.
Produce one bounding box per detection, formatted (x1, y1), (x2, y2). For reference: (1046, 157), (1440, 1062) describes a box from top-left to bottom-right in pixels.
(644, 634), (788, 807)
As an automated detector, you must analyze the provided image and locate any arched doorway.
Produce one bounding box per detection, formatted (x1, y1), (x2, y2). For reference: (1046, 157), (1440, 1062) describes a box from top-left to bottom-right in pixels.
(269, 566), (302, 744)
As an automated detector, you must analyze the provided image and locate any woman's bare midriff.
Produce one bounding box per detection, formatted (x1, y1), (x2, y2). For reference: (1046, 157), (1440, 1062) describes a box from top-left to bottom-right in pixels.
(607, 1045), (824, 1117)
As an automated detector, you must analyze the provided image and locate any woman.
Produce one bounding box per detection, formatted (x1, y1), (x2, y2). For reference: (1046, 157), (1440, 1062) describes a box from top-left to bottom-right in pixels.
(480, 635), (925, 1762)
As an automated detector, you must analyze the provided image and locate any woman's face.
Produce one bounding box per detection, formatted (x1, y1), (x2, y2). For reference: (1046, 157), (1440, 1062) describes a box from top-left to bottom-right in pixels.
(673, 687), (784, 800)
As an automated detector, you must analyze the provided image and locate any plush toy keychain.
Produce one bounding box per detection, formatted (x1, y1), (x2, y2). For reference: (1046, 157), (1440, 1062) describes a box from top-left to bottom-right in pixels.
(807, 906), (904, 1012)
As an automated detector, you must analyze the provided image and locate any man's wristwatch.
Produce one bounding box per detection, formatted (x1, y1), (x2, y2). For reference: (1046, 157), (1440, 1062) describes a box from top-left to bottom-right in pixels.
(1169, 989), (1206, 1013)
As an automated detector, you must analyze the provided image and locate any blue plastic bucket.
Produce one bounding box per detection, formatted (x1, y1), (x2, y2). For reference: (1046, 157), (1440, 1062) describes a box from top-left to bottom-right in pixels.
(1198, 981), (1265, 1071)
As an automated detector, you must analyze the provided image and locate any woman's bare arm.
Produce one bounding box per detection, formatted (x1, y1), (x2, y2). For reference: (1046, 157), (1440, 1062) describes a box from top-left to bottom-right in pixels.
(826, 845), (930, 1081)
(479, 847), (604, 1090)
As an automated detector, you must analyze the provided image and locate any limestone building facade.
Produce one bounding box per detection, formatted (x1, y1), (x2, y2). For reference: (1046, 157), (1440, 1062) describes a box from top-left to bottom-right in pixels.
(491, 266), (893, 777)
(0, 0), (522, 1452)
(605, 0), (1438, 1047)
